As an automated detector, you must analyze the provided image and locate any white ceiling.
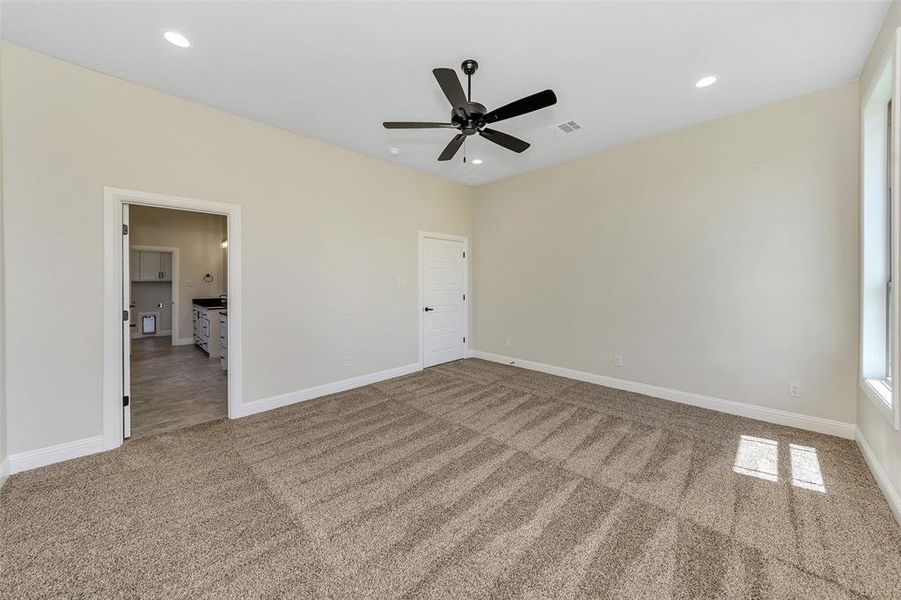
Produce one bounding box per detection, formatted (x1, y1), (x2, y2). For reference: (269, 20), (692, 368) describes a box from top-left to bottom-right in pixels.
(2, 1), (889, 186)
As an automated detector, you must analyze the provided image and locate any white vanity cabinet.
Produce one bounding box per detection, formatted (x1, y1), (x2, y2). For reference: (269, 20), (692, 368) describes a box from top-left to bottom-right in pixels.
(219, 312), (228, 371)
(193, 304), (225, 357)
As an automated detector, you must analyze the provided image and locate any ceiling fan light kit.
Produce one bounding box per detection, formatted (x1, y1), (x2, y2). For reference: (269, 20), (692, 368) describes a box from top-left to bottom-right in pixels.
(383, 59), (557, 162)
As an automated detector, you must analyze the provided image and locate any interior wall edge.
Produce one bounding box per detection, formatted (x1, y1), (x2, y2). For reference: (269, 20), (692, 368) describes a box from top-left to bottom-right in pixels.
(0, 457), (8, 489)
(855, 426), (901, 526)
(472, 350), (857, 440)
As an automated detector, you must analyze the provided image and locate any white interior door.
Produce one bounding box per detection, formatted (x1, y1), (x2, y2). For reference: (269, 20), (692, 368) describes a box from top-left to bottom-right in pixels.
(122, 204), (132, 439)
(422, 236), (466, 368)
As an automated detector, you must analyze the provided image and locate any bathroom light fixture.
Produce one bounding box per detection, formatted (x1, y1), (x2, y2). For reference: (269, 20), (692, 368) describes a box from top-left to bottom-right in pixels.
(163, 30), (191, 48)
(695, 75), (717, 89)
(471, 159), (483, 165)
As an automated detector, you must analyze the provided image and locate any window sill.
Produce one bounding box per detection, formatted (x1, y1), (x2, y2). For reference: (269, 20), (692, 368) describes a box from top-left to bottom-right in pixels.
(861, 378), (896, 427)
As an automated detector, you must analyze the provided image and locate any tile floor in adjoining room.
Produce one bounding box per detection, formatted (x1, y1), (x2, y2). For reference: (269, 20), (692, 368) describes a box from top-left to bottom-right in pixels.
(129, 335), (227, 438)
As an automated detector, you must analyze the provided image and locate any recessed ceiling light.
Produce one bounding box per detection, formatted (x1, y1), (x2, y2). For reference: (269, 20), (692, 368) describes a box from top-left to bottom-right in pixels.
(388, 147), (400, 156)
(695, 75), (717, 89)
(471, 159), (483, 165)
(163, 30), (191, 48)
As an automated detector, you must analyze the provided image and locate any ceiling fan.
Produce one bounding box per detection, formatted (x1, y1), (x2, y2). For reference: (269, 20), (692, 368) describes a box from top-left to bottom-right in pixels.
(383, 59), (557, 162)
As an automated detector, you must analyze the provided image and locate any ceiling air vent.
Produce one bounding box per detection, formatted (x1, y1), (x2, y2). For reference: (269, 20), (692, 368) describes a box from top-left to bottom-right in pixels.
(550, 120), (583, 137)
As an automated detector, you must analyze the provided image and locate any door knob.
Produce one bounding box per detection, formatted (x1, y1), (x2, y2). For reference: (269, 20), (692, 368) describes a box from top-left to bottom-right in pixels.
(424, 307), (435, 312)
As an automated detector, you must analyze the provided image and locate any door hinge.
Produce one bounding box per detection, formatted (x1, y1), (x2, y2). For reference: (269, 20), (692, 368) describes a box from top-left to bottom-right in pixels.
(463, 294), (466, 301)
(122, 224), (129, 235)
(463, 336), (466, 343)
(123, 395), (130, 407)
(123, 309), (129, 321)
(463, 251), (466, 258)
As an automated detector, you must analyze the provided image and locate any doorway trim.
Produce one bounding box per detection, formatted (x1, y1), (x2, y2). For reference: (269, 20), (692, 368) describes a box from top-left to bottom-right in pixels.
(102, 187), (243, 451)
(418, 231), (470, 369)
(129, 245), (181, 343)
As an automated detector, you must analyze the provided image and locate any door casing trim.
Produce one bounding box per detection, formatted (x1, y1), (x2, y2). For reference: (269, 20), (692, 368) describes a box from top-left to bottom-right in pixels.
(102, 187), (242, 451)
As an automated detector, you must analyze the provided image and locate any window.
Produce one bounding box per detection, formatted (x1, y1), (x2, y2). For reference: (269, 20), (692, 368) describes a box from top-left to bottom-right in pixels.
(862, 48), (901, 430)
(886, 100), (893, 387)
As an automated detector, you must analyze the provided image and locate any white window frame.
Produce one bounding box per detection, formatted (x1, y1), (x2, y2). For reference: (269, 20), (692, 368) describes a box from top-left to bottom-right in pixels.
(861, 28), (901, 430)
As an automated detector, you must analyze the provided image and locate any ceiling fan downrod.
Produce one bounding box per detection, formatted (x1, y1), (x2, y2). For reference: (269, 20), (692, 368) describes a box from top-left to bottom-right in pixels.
(462, 59), (478, 102)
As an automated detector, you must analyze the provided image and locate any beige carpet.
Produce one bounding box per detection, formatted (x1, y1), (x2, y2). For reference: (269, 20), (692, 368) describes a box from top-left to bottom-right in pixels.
(2, 359), (900, 598)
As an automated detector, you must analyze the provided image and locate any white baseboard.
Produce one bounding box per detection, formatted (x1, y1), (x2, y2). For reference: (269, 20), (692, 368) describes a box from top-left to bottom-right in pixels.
(131, 330), (173, 339)
(8, 435), (105, 474)
(8, 363), (422, 473)
(855, 428), (901, 526)
(472, 351), (856, 440)
(173, 336), (195, 346)
(0, 456), (9, 489)
(235, 362), (422, 418)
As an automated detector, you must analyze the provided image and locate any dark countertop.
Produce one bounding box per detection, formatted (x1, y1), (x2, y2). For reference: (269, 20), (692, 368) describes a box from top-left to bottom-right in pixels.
(193, 297), (227, 309)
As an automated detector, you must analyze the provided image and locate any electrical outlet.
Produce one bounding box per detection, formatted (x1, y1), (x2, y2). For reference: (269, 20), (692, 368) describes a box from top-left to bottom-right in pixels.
(344, 356), (352, 369)
(788, 382), (801, 397)
(396, 277), (406, 288)
(614, 354), (623, 368)
(505, 338), (512, 348)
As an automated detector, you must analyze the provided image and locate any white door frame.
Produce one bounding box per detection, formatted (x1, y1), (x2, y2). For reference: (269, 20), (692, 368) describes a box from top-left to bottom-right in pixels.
(129, 245), (180, 342)
(418, 231), (470, 368)
(102, 187), (243, 451)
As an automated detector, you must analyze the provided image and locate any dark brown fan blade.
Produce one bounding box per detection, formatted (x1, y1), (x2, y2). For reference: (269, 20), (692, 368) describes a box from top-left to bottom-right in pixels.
(483, 90), (557, 124)
(383, 122), (456, 129)
(479, 128), (530, 153)
(438, 133), (466, 161)
(433, 68), (468, 111)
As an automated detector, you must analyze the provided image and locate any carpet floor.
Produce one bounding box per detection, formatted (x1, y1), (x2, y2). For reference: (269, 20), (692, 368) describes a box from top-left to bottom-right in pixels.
(2, 359), (900, 598)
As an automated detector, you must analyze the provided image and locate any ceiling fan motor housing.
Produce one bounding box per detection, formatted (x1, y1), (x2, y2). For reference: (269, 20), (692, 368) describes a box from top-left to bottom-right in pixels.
(452, 102), (487, 134)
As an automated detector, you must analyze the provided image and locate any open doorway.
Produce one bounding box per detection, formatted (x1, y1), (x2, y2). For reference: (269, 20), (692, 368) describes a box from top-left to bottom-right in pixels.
(103, 187), (242, 451)
(124, 205), (228, 439)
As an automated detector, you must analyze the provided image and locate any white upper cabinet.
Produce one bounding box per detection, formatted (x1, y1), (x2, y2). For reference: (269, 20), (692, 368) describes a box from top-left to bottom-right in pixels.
(130, 249), (141, 280)
(140, 251), (162, 281)
(159, 252), (172, 280)
(131, 250), (173, 281)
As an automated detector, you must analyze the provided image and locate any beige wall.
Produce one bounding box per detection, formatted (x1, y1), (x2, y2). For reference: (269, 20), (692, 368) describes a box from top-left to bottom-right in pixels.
(129, 205), (227, 342)
(858, 1), (901, 514)
(2, 43), (473, 454)
(474, 82), (859, 424)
